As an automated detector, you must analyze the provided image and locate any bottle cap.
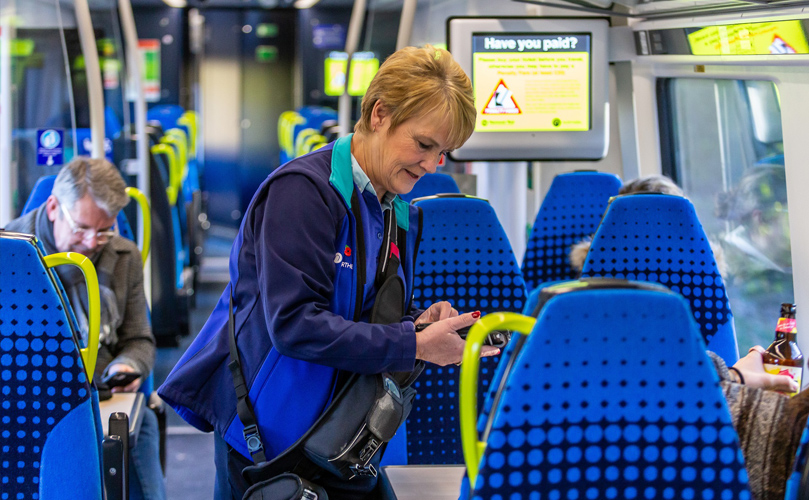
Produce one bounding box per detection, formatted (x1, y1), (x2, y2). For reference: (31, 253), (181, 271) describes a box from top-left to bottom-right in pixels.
(781, 303), (796, 317)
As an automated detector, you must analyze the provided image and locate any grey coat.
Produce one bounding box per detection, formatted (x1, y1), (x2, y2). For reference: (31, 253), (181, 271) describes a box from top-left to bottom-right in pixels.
(5, 205), (155, 380)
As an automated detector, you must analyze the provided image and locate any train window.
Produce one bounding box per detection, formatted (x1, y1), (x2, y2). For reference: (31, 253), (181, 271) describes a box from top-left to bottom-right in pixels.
(661, 78), (792, 351)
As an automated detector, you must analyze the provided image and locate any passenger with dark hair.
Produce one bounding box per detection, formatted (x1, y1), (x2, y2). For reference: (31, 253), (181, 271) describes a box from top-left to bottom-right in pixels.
(715, 164), (793, 350)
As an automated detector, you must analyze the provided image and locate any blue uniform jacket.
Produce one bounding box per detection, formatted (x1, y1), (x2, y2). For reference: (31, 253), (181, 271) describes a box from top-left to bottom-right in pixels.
(158, 135), (421, 459)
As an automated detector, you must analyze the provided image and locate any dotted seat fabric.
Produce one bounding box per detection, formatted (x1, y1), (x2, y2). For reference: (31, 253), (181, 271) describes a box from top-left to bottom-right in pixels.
(400, 173), (461, 203)
(0, 232), (102, 499)
(469, 286), (750, 500)
(582, 194), (739, 365)
(408, 195), (526, 464)
(522, 172), (621, 293)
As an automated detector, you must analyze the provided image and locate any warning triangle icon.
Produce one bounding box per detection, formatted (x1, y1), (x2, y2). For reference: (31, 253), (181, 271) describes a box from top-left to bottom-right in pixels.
(482, 79), (522, 115)
(770, 35), (797, 54)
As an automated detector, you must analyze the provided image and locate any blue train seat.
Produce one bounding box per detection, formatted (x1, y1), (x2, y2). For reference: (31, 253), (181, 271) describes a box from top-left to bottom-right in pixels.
(463, 280), (750, 499)
(407, 194), (526, 465)
(582, 193), (739, 364)
(21, 174), (135, 240)
(147, 105), (186, 135)
(786, 418), (809, 499)
(400, 173), (461, 203)
(522, 171), (622, 293)
(0, 232), (104, 499)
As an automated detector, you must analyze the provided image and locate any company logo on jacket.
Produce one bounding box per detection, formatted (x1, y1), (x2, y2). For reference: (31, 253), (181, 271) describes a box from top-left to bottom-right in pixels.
(335, 245), (353, 269)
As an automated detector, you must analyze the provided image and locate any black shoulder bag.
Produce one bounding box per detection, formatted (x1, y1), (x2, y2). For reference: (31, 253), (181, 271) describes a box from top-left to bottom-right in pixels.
(229, 202), (424, 500)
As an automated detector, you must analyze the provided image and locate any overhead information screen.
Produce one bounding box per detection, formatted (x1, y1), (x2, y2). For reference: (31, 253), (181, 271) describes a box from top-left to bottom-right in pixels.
(472, 34), (591, 133)
(687, 21), (809, 55)
(448, 17), (609, 162)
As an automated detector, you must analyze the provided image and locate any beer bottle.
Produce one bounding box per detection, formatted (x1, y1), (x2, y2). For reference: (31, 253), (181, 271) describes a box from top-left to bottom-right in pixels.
(763, 303), (803, 395)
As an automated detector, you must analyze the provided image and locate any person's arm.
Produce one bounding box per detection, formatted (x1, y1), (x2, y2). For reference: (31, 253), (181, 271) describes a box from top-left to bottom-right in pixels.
(708, 348), (799, 393)
(107, 245), (155, 392)
(254, 173), (418, 374)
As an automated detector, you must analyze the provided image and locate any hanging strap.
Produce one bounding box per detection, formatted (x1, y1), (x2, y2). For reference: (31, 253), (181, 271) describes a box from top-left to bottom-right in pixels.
(376, 208), (401, 288)
(227, 290), (267, 463)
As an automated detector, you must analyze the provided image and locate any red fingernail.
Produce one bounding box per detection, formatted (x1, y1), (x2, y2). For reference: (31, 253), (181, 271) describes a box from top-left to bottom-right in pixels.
(472, 311), (481, 319)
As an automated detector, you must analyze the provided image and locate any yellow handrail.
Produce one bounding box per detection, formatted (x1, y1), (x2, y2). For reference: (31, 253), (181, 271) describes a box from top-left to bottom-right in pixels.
(280, 112), (305, 158)
(460, 312), (536, 486)
(294, 128), (318, 158)
(302, 133), (327, 155)
(177, 111), (198, 158)
(151, 143), (178, 205)
(162, 130), (188, 181)
(125, 186), (151, 266)
(43, 252), (100, 380)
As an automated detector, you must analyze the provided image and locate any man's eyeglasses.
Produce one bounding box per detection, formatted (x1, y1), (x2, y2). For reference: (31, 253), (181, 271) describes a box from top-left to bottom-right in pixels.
(58, 201), (116, 244)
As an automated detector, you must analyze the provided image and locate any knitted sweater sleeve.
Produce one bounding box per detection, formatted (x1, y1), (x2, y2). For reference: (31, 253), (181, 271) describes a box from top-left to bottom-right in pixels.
(708, 350), (809, 500)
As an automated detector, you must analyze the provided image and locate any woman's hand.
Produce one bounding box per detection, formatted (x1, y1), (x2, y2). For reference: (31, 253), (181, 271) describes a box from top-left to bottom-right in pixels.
(731, 346), (799, 393)
(107, 363), (143, 394)
(415, 301), (459, 325)
(415, 311), (500, 366)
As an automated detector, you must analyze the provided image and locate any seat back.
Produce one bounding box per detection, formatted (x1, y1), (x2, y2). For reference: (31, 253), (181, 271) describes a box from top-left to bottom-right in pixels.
(400, 173), (461, 203)
(582, 194), (739, 364)
(522, 171), (621, 292)
(467, 283), (750, 499)
(147, 104), (186, 134)
(407, 194), (526, 464)
(0, 232), (103, 499)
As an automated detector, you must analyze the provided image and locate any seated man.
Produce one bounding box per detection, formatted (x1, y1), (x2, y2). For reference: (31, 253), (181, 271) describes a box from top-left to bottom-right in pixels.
(5, 157), (165, 500)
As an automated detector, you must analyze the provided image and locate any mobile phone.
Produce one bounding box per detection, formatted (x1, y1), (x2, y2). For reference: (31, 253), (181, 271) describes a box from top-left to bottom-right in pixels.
(415, 323), (511, 348)
(101, 371), (142, 388)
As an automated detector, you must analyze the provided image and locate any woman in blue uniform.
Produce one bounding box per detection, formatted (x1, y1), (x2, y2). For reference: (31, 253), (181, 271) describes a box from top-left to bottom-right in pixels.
(158, 45), (498, 499)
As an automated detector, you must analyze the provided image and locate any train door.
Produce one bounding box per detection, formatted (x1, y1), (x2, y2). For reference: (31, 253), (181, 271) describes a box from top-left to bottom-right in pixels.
(195, 8), (295, 228)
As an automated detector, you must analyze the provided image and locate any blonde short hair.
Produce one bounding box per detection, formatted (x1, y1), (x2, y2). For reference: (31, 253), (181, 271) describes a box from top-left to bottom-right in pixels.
(355, 44), (476, 151)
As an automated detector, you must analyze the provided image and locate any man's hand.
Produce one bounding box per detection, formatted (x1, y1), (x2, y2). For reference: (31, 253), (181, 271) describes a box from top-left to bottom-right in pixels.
(415, 301), (459, 325)
(732, 346), (799, 393)
(415, 311), (500, 366)
(107, 363), (143, 393)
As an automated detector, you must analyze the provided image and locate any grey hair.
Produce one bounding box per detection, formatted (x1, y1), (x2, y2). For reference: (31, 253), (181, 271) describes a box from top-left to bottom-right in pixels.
(51, 157), (129, 217)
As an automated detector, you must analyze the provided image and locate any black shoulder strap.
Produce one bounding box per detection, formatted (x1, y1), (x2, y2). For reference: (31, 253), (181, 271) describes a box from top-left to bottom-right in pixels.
(227, 289), (267, 463)
(350, 190), (366, 323)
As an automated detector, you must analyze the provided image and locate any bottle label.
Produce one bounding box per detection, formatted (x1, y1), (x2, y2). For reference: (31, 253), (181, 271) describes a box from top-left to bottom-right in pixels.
(776, 318), (797, 334)
(764, 363), (802, 396)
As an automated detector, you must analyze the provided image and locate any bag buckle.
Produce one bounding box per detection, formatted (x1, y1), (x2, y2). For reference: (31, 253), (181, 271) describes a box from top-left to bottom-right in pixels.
(359, 437), (382, 463)
(243, 425), (264, 455)
(349, 463), (377, 478)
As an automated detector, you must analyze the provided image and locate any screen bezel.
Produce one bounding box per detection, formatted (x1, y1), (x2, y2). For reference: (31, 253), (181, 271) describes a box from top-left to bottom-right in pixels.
(447, 17), (610, 162)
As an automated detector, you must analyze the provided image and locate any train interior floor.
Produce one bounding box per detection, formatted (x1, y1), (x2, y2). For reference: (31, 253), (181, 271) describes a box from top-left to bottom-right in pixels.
(156, 230), (234, 498)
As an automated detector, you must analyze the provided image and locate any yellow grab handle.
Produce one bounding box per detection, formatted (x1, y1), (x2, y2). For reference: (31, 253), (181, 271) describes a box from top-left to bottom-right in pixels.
(460, 312), (536, 486)
(278, 111), (297, 153)
(178, 111), (198, 158)
(151, 143), (178, 205)
(44, 252), (100, 380)
(294, 128), (318, 158)
(162, 130), (188, 180)
(125, 187), (151, 266)
(303, 133), (327, 154)
(282, 112), (305, 158)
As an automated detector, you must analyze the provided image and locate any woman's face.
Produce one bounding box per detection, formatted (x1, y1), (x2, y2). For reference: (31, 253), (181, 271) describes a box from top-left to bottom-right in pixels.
(367, 105), (454, 197)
